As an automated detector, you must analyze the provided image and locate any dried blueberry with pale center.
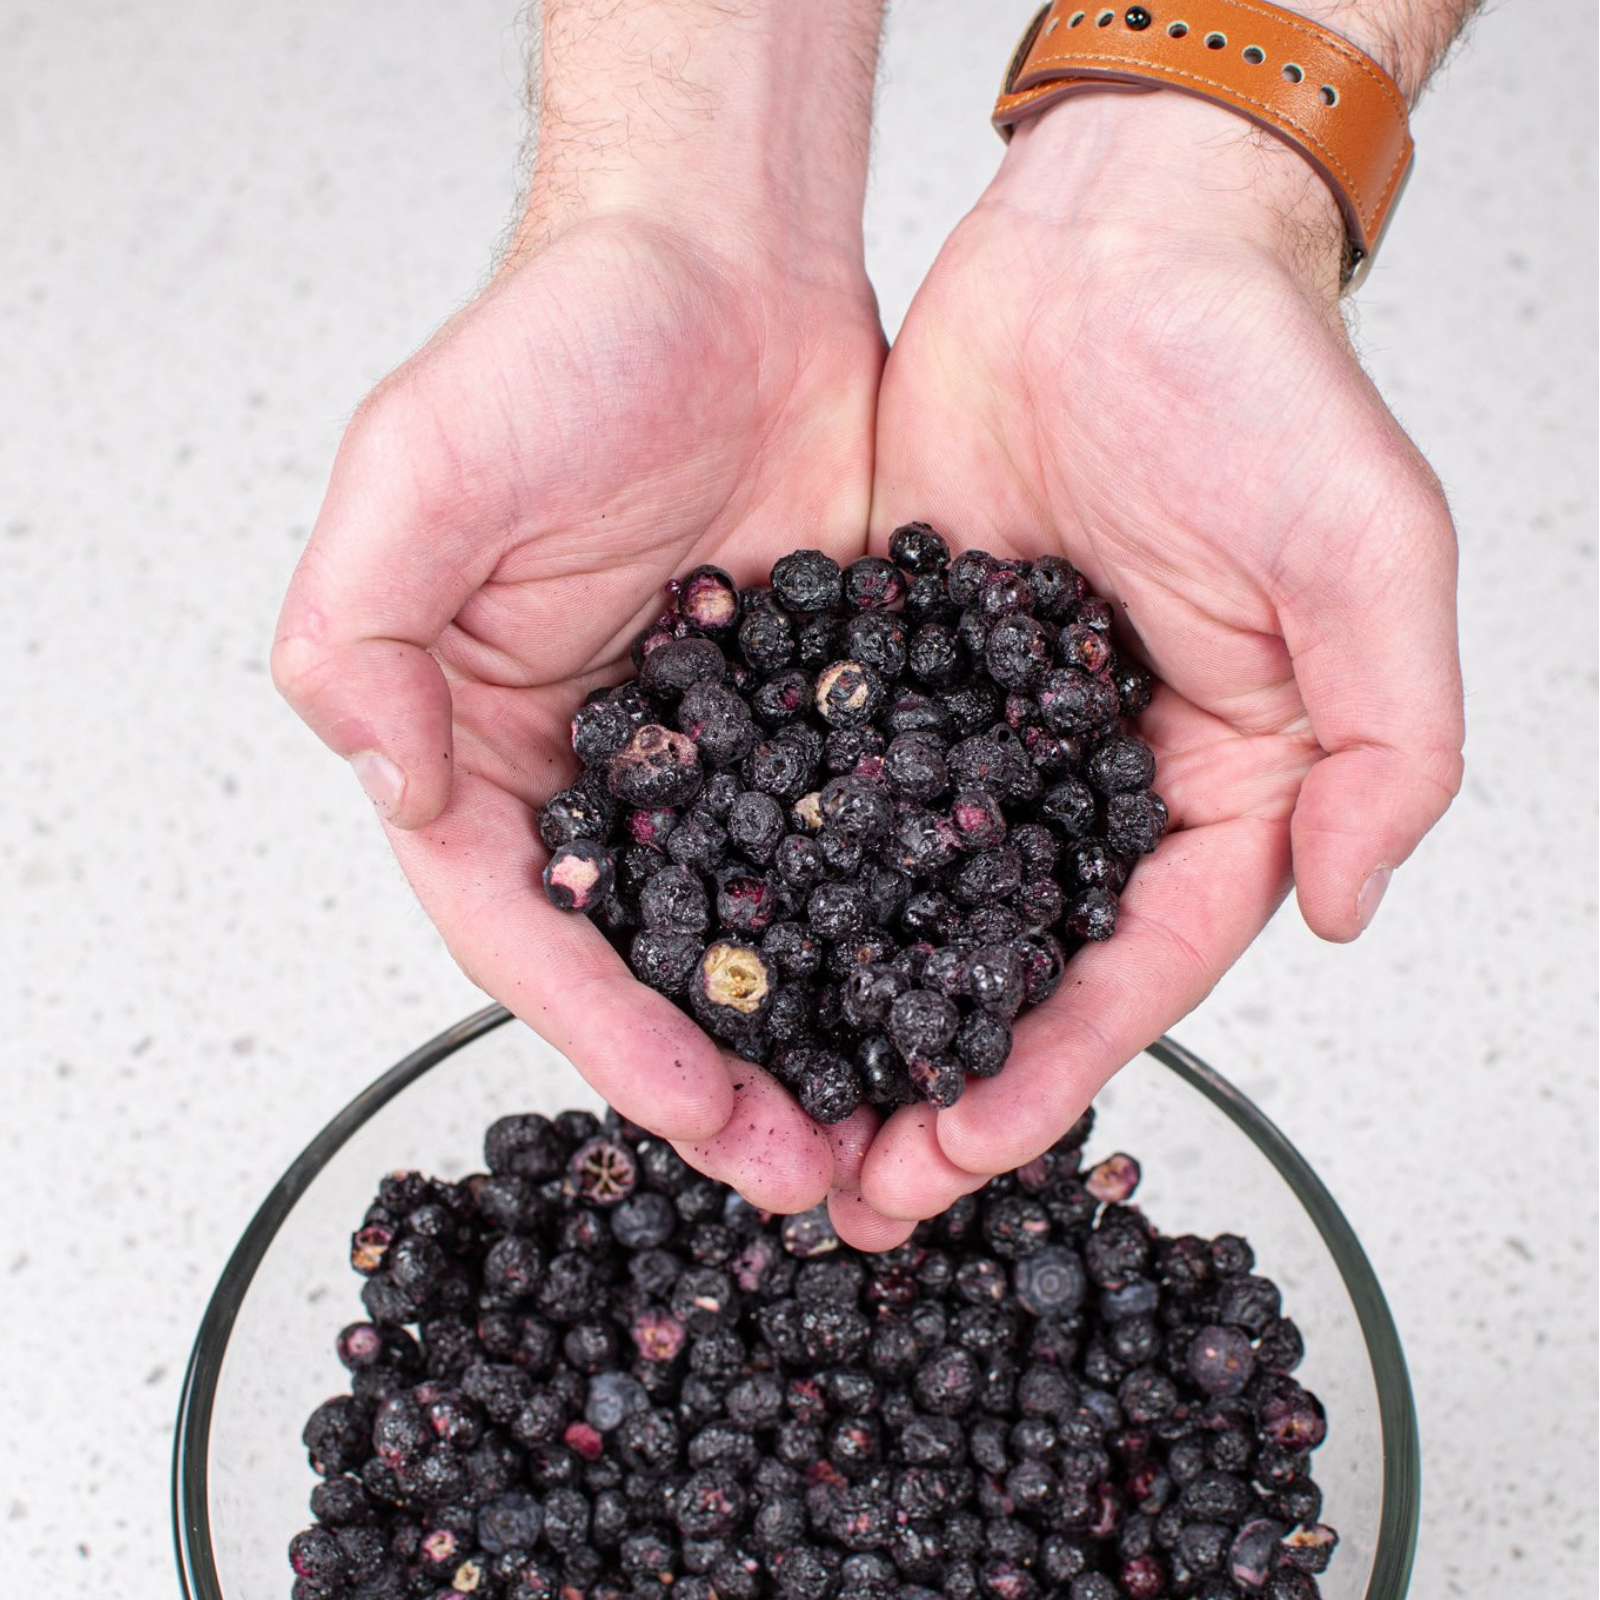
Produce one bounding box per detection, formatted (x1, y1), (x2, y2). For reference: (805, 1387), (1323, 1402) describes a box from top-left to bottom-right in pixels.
(813, 659), (884, 726)
(691, 941), (773, 1036)
(674, 564), (741, 632)
(609, 724), (704, 807)
(569, 1136), (638, 1205)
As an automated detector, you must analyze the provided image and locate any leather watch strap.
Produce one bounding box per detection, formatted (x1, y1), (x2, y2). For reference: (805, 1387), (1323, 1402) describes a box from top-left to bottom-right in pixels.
(994, 0), (1413, 282)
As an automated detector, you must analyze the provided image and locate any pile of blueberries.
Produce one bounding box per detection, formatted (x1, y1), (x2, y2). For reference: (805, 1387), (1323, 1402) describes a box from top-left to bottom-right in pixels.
(538, 525), (1167, 1120)
(290, 1107), (1338, 1600)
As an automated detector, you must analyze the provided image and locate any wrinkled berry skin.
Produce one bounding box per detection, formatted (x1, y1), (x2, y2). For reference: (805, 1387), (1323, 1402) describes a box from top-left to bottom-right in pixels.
(536, 525), (1166, 1105)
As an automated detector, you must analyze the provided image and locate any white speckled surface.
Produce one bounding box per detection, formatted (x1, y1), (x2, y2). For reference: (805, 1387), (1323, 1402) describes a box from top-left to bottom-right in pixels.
(3, 2), (1594, 1594)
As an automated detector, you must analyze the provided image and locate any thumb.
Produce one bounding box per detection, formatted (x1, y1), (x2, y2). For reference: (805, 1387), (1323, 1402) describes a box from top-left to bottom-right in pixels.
(272, 394), (493, 829)
(1283, 469), (1465, 940)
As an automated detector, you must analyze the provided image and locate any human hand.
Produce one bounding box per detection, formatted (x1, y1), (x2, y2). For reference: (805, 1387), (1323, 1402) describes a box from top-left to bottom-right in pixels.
(833, 92), (1464, 1244)
(273, 3), (888, 1214)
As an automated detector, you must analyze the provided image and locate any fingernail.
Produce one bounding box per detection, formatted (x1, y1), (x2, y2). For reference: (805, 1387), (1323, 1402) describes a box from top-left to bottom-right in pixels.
(351, 751), (403, 818)
(1357, 866), (1392, 930)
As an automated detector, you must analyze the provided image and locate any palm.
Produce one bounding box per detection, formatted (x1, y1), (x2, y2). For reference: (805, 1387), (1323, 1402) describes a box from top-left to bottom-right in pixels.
(280, 218), (884, 1207)
(856, 202), (1460, 1218)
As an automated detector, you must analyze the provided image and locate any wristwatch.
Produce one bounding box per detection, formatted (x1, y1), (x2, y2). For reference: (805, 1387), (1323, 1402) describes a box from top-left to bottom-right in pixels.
(994, 0), (1414, 286)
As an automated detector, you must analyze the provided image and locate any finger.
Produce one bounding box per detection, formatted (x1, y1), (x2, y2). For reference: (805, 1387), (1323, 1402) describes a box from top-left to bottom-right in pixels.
(825, 1106), (881, 1193)
(935, 814), (1290, 1177)
(1279, 473), (1464, 940)
(859, 1103), (992, 1221)
(272, 394), (500, 828)
(673, 1068), (834, 1215)
(828, 1188), (918, 1253)
(388, 768), (736, 1143)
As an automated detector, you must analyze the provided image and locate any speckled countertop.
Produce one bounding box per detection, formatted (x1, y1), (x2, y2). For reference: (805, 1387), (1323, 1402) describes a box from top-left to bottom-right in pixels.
(3, 2), (1594, 1595)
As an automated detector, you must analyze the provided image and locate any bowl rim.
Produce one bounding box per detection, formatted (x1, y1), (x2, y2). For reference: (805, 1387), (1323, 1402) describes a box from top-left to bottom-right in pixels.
(172, 1003), (1420, 1599)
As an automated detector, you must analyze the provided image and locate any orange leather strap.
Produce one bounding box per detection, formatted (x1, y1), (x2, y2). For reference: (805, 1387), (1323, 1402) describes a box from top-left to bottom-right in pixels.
(994, 0), (1413, 284)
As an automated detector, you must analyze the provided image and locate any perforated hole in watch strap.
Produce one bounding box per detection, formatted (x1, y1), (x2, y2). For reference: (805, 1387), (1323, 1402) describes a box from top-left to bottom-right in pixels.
(1167, 20), (1188, 36)
(1282, 61), (1304, 82)
(1243, 45), (1265, 63)
(1205, 31), (1228, 48)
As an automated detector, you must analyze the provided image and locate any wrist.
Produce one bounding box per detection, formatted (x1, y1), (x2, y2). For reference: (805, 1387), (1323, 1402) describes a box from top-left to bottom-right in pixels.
(519, 0), (884, 286)
(987, 90), (1347, 302)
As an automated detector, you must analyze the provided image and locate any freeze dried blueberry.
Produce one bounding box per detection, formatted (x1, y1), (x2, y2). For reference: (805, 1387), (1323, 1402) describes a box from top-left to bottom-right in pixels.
(955, 1010), (1012, 1078)
(739, 607), (796, 673)
(808, 882), (869, 942)
(945, 549), (994, 606)
(964, 945), (1026, 1017)
(953, 847), (1024, 906)
(1037, 669), (1120, 736)
(888, 989), (959, 1060)
(573, 692), (644, 762)
(905, 622), (965, 689)
(941, 680), (1005, 739)
(751, 669), (813, 729)
(762, 920), (824, 979)
(691, 941), (774, 1037)
(1114, 659), (1154, 717)
(813, 660), (885, 726)
(985, 615), (1055, 691)
(726, 790), (785, 863)
(674, 565), (741, 633)
(906, 1051), (966, 1107)
(1027, 556), (1085, 620)
(1066, 888), (1119, 942)
(950, 790), (1007, 851)
(678, 680), (759, 767)
(716, 867), (778, 934)
(744, 738), (815, 803)
(1058, 623), (1111, 676)
(1216, 1274), (1282, 1336)
(842, 555), (906, 612)
(538, 786), (616, 850)
(772, 833), (826, 893)
(1085, 735), (1157, 795)
(771, 549), (844, 612)
(1012, 878), (1065, 932)
(608, 724), (704, 807)
(1106, 791), (1168, 856)
(630, 928), (702, 996)
(842, 963), (910, 1029)
(889, 521), (951, 574)
(1014, 1246), (1087, 1317)
(638, 866), (710, 934)
(1040, 777), (1097, 838)
(796, 1053), (862, 1124)
(820, 775), (893, 842)
(641, 636), (727, 699)
(542, 840), (618, 913)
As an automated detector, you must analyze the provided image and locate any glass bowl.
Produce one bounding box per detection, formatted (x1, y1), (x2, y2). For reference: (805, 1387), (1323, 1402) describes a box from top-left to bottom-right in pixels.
(172, 1004), (1419, 1599)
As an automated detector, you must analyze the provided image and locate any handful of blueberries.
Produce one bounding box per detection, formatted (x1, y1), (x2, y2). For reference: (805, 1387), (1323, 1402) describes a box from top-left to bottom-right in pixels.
(538, 525), (1167, 1121)
(291, 1107), (1337, 1600)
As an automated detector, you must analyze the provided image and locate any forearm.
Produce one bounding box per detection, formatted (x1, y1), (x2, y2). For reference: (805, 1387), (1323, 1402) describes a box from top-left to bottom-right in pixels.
(1281, 0), (1481, 102)
(987, 0), (1481, 295)
(521, 0), (886, 272)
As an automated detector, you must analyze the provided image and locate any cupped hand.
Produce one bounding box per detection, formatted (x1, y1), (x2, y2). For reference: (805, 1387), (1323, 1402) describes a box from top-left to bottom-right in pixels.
(839, 94), (1464, 1241)
(273, 215), (884, 1213)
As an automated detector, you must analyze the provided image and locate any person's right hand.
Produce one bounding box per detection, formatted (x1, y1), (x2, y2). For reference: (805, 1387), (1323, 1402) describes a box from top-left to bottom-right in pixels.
(272, 203), (884, 1213)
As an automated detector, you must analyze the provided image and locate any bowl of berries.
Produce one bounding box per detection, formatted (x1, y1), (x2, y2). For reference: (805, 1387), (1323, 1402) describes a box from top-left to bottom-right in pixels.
(172, 1005), (1419, 1600)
